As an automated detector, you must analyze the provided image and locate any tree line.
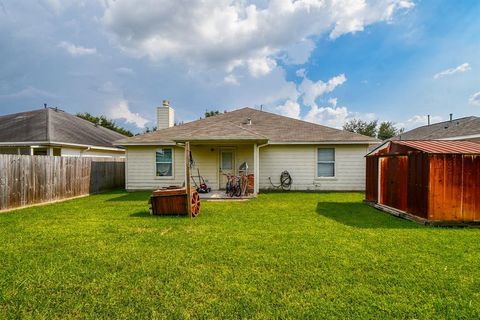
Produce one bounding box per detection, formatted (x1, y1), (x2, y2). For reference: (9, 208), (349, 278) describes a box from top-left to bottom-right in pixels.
(342, 119), (404, 140)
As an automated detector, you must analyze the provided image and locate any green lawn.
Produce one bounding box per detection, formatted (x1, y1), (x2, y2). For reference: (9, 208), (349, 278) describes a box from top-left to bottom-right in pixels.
(1, 191), (479, 319)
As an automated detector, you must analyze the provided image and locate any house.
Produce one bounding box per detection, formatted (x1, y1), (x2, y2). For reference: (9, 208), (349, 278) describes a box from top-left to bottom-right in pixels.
(392, 115), (480, 142)
(365, 140), (480, 224)
(0, 107), (126, 158)
(115, 101), (379, 193)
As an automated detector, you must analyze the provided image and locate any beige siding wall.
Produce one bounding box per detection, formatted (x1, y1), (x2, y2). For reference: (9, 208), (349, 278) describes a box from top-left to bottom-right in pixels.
(126, 143), (367, 191)
(125, 144), (255, 191)
(126, 146), (185, 190)
(259, 144), (369, 191)
(191, 146), (219, 190)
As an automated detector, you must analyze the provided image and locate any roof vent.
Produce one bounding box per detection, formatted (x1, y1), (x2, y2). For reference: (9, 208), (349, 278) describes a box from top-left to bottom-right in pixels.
(449, 113), (453, 122)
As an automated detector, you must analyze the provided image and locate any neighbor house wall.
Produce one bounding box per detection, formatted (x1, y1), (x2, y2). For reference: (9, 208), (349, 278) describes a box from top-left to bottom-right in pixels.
(259, 144), (369, 191)
(61, 147), (125, 158)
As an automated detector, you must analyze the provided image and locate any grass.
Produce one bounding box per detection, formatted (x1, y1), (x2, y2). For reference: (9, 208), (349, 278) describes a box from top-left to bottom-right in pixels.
(1, 191), (480, 319)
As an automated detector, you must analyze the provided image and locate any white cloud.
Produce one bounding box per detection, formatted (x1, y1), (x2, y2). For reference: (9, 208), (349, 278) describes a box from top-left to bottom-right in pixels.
(328, 97), (338, 107)
(276, 100), (301, 119)
(300, 74), (347, 107)
(247, 57), (277, 78)
(102, 0), (413, 77)
(0, 86), (56, 99)
(108, 100), (149, 128)
(280, 39), (316, 65)
(224, 74), (239, 85)
(115, 67), (135, 76)
(433, 63), (471, 79)
(304, 105), (350, 128)
(469, 91), (480, 106)
(296, 68), (306, 78)
(41, 0), (64, 15)
(40, 0), (83, 15)
(58, 41), (97, 56)
(95, 81), (117, 94)
(303, 103), (376, 129)
(273, 73), (373, 129)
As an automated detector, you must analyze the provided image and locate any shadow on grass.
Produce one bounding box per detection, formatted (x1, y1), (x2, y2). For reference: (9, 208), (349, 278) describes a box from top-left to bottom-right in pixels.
(316, 202), (420, 229)
(129, 211), (186, 219)
(107, 192), (151, 202)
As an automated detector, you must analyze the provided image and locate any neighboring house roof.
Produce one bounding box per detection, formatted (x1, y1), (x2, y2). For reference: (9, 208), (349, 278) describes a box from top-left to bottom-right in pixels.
(116, 107), (379, 146)
(0, 108), (127, 149)
(392, 116), (480, 141)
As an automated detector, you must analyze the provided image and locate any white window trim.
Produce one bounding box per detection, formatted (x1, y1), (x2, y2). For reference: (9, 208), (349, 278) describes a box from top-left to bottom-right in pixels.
(155, 147), (174, 179)
(316, 147), (336, 179)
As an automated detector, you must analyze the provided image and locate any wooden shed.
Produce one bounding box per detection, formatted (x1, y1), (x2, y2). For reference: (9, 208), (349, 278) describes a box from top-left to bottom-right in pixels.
(365, 140), (480, 224)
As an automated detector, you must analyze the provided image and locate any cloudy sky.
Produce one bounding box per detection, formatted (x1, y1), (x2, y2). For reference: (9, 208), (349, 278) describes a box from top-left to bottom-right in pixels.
(0, 0), (479, 133)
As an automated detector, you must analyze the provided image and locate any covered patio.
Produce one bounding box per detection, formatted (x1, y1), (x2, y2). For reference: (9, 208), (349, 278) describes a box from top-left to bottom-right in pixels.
(198, 190), (255, 200)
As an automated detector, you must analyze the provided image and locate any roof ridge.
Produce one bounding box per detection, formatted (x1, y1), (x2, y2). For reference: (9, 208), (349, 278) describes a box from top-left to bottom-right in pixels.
(410, 115), (478, 130)
(174, 119), (267, 139)
(420, 116), (479, 139)
(68, 112), (127, 138)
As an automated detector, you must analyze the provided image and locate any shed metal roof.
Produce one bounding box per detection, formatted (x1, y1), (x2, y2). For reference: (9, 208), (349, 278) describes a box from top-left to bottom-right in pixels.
(394, 140), (480, 154)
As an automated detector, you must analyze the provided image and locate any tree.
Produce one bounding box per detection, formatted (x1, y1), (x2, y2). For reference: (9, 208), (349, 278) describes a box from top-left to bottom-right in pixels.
(76, 112), (134, 137)
(343, 119), (378, 137)
(377, 121), (404, 140)
(204, 110), (220, 118)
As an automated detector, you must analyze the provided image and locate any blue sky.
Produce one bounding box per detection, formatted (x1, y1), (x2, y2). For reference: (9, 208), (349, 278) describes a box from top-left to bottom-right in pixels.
(0, 0), (479, 133)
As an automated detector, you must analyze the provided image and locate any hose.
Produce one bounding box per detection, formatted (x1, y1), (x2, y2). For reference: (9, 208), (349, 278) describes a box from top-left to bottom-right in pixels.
(268, 171), (292, 191)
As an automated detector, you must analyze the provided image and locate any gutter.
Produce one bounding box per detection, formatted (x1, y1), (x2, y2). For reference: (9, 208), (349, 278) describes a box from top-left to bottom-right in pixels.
(80, 146), (92, 157)
(115, 140), (378, 147)
(0, 141), (124, 152)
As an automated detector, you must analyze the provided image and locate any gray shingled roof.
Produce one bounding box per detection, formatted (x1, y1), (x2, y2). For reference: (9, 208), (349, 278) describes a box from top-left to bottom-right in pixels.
(392, 116), (480, 141)
(116, 107), (379, 145)
(0, 108), (127, 148)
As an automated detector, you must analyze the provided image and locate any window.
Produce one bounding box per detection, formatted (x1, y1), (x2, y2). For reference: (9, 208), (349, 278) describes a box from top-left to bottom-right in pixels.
(19, 147), (30, 155)
(156, 148), (173, 177)
(33, 148), (48, 156)
(0, 147), (18, 155)
(317, 148), (335, 177)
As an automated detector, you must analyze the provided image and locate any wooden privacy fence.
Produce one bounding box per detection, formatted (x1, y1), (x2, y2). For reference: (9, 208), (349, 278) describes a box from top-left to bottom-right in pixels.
(0, 155), (125, 211)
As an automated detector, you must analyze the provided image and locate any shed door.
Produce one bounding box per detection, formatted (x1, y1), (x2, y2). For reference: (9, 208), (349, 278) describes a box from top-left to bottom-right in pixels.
(379, 156), (408, 211)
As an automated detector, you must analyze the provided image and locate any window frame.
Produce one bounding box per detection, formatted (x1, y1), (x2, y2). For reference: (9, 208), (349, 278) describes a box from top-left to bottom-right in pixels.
(155, 147), (174, 178)
(316, 147), (336, 178)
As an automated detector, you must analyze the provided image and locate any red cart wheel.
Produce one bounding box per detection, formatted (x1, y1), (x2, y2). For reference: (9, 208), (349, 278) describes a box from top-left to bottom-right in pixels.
(191, 191), (201, 217)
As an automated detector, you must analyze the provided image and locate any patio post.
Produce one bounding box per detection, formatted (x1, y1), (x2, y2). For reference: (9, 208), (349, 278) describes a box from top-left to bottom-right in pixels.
(185, 141), (192, 218)
(254, 143), (259, 194)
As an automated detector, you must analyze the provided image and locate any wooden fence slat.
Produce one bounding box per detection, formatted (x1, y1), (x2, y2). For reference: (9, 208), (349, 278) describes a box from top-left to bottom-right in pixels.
(0, 155), (125, 211)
